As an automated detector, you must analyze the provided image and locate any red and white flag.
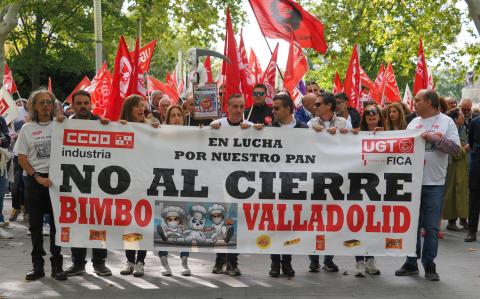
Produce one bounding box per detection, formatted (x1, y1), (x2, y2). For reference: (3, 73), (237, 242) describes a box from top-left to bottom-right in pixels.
(403, 83), (414, 111)
(147, 75), (180, 105)
(249, 0), (327, 54)
(3, 63), (18, 94)
(204, 56), (213, 83)
(48, 77), (52, 93)
(359, 67), (380, 103)
(65, 76), (91, 104)
(333, 71), (343, 93)
(380, 63), (401, 104)
(222, 9), (243, 112)
(0, 86), (19, 124)
(343, 44), (361, 109)
(165, 71), (180, 100)
(260, 43), (279, 106)
(283, 33), (308, 95)
(104, 36), (133, 120)
(84, 63), (112, 117)
(248, 48), (262, 84)
(238, 30), (255, 108)
(413, 38), (432, 96)
(127, 38), (147, 98)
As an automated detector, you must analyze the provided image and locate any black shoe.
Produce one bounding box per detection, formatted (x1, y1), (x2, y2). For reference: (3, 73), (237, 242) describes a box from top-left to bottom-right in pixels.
(65, 264), (86, 276)
(281, 261), (295, 277)
(226, 263), (241, 276)
(269, 261), (280, 277)
(25, 268), (45, 281)
(322, 260), (339, 272)
(465, 232), (477, 242)
(93, 264), (112, 276)
(424, 263), (440, 281)
(309, 259), (320, 273)
(51, 265), (67, 281)
(212, 259), (225, 274)
(395, 263), (419, 276)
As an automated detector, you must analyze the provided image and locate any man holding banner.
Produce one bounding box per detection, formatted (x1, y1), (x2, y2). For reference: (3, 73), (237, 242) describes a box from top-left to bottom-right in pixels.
(395, 89), (460, 281)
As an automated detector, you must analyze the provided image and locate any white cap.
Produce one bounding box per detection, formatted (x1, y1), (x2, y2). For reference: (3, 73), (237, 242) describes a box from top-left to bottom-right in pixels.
(208, 203), (226, 215)
(161, 206), (185, 219)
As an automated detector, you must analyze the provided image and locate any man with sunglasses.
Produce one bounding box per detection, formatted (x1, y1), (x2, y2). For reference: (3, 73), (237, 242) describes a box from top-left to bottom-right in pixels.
(395, 89), (460, 281)
(294, 93), (317, 124)
(334, 93), (360, 129)
(244, 84), (273, 125)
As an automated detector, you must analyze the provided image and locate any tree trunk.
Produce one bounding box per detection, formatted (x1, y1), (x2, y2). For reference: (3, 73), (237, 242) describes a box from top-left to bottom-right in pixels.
(466, 0), (480, 36)
(0, 2), (22, 74)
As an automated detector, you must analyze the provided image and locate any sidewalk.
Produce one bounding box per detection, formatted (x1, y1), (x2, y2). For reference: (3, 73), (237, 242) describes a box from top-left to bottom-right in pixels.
(1, 197), (480, 299)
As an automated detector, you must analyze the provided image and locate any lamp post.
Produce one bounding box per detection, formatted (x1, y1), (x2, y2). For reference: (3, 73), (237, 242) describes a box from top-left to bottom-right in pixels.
(93, 0), (102, 73)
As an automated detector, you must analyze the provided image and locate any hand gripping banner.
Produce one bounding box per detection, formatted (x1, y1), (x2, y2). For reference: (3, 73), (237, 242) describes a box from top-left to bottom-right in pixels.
(50, 120), (424, 256)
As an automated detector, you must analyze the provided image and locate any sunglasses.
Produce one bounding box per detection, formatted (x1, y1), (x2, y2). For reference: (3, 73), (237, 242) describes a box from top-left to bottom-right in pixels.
(314, 102), (324, 107)
(364, 109), (379, 116)
(253, 91), (265, 96)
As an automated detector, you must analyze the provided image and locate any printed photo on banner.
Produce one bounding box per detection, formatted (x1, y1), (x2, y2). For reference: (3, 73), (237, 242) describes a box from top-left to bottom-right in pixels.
(154, 201), (237, 248)
(193, 83), (218, 119)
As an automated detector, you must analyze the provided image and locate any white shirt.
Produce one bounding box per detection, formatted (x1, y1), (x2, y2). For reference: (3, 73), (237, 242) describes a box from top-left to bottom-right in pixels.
(307, 116), (352, 129)
(210, 117), (254, 127)
(280, 118), (297, 128)
(407, 113), (460, 185)
(16, 121), (53, 174)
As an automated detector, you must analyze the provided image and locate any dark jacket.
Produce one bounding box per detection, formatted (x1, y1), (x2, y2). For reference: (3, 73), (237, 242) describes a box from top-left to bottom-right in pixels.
(244, 104), (273, 125)
(347, 107), (361, 129)
(294, 107), (313, 124)
(469, 116), (480, 190)
(270, 119), (309, 128)
(0, 116), (11, 149)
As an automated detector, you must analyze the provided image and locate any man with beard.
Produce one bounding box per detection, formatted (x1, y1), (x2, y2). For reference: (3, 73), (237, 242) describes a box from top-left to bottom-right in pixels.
(57, 90), (112, 276)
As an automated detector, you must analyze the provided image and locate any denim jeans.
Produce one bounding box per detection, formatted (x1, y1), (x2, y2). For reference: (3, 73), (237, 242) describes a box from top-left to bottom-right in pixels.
(0, 172), (9, 223)
(406, 185), (445, 268)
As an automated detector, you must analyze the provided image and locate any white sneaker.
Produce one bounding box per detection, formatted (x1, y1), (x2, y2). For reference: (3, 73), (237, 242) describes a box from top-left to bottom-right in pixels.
(133, 262), (144, 277)
(355, 261), (366, 277)
(180, 256), (191, 276)
(160, 256), (172, 276)
(365, 258), (380, 275)
(120, 262), (134, 275)
(0, 228), (13, 239)
(42, 223), (50, 236)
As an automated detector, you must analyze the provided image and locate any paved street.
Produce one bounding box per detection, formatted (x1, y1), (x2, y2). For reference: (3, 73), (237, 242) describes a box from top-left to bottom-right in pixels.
(1, 196), (480, 299)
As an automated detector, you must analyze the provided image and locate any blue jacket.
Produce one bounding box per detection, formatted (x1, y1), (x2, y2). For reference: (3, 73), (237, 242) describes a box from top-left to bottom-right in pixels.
(294, 107), (312, 124)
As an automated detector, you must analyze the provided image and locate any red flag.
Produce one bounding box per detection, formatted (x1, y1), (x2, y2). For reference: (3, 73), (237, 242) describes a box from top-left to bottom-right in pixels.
(48, 77), (52, 93)
(249, 0), (327, 54)
(413, 38), (431, 96)
(283, 33), (308, 95)
(238, 30), (255, 108)
(165, 71), (180, 100)
(65, 76), (91, 104)
(137, 39), (157, 73)
(204, 56), (213, 83)
(3, 63), (18, 94)
(127, 38), (147, 98)
(333, 71), (342, 94)
(147, 75), (179, 105)
(380, 63), (402, 104)
(359, 67), (381, 104)
(104, 36), (133, 120)
(403, 83), (414, 112)
(373, 64), (385, 89)
(248, 48), (263, 84)
(222, 9), (242, 112)
(343, 44), (361, 109)
(85, 63), (112, 117)
(260, 43), (279, 106)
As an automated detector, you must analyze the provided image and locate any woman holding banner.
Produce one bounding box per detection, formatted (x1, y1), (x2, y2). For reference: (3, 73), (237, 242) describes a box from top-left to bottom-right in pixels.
(157, 105), (192, 276)
(118, 95), (159, 277)
(354, 102), (384, 277)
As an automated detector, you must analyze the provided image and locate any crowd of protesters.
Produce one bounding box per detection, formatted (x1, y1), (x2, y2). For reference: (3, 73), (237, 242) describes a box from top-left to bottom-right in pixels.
(0, 81), (479, 283)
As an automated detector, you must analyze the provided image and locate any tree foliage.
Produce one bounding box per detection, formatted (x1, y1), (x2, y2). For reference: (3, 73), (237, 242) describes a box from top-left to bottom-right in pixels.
(301, 0), (462, 93)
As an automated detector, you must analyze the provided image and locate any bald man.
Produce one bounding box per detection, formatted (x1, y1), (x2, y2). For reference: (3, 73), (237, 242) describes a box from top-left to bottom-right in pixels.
(295, 93), (317, 123)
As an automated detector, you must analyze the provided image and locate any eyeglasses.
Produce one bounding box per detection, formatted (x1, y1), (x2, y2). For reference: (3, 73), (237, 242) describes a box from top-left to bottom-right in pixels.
(219, 92), (224, 96)
(364, 109), (379, 116)
(314, 102), (324, 107)
(253, 91), (265, 96)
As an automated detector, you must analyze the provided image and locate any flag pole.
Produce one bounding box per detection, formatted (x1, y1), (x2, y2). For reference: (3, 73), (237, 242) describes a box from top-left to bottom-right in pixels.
(16, 90), (21, 99)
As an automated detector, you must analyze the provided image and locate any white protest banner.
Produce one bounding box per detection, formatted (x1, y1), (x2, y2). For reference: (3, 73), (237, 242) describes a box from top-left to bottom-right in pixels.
(0, 86), (19, 124)
(50, 120), (424, 256)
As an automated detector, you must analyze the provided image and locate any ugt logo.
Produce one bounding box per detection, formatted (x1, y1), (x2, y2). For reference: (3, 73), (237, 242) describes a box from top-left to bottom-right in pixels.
(362, 137), (414, 154)
(0, 98), (9, 115)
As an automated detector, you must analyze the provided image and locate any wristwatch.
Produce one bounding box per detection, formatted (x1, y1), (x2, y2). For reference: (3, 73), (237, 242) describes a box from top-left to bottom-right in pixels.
(32, 172), (41, 178)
